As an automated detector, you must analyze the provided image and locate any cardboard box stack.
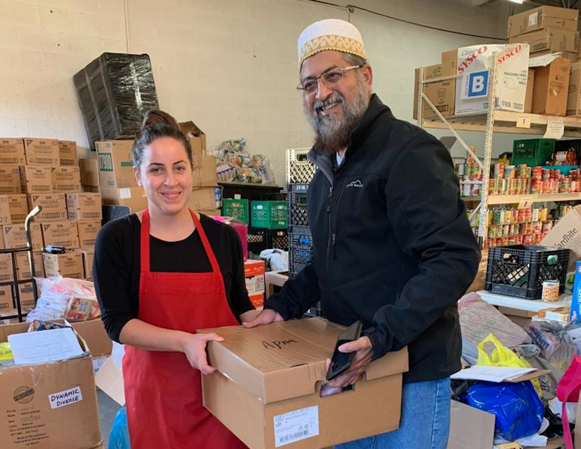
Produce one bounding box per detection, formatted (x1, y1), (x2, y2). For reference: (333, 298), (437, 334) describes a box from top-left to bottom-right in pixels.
(0, 138), (101, 317)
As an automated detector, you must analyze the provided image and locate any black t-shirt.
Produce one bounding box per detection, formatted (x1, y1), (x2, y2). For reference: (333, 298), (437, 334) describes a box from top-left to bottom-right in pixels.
(94, 213), (254, 342)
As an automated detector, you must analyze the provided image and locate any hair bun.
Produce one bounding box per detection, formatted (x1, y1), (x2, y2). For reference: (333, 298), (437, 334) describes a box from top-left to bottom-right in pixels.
(141, 110), (180, 131)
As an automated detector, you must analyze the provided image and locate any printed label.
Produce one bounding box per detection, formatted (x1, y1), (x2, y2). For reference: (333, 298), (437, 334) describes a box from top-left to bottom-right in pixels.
(528, 12), (538, 27)
(48, 386), (82, 409)
(274, 406), (319, 447)
(119, 188), (132, 199)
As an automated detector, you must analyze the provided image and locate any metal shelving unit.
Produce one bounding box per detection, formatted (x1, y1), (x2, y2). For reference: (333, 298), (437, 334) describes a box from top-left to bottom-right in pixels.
(417, 59), (581, 247)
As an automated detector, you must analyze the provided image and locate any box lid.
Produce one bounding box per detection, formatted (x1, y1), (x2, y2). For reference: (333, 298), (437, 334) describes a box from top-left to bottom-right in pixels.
(179, 121), (205, 137)
(203, 318), (408, 404)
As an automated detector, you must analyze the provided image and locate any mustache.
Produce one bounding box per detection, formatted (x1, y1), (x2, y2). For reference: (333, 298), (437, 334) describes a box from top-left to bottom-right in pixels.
(313, 94), (344, 114)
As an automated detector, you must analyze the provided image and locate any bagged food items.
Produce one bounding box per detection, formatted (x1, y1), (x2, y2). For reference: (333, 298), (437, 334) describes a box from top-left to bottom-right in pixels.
(28, 320), (71, 332)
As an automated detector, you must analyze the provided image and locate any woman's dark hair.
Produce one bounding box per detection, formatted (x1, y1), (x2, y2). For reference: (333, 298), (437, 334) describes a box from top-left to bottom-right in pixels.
(133, 110), (193, 170)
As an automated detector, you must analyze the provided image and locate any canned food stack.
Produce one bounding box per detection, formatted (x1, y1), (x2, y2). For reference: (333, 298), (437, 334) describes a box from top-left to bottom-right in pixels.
(488, 163), (581, 196)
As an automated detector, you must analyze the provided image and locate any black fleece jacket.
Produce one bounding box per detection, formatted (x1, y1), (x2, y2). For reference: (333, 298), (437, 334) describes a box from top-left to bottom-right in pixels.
(265, 94), (481, 383)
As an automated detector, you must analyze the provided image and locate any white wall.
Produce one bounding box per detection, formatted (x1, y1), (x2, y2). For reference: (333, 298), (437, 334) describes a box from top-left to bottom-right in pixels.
(0, 0), (514, 184)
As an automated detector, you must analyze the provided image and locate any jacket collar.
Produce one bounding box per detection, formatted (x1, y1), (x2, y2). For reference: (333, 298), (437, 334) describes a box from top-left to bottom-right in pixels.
(307, 94), (392, 183)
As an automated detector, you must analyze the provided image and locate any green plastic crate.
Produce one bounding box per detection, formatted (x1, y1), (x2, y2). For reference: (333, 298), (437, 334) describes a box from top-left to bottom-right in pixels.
(512, 139), (556, 166)
(251, 201), (288, 229)
(222, 199), (249, 224)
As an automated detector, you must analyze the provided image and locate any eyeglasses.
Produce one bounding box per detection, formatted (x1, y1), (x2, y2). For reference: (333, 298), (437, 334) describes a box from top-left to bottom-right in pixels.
(296, 65), (363, 93)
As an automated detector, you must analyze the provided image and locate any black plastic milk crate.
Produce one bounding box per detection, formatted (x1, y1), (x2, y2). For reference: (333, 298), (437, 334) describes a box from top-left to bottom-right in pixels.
(288, 183), (309, 227)
(485, 245), (570, 299)
(247, 228), (289, 254)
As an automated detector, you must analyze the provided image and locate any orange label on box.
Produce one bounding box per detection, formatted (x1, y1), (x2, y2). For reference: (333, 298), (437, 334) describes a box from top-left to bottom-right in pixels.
(244, 260), (265, 277)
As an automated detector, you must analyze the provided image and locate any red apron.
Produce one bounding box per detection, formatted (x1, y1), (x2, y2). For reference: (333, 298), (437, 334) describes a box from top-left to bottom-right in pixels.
(123, 209), (247, 449)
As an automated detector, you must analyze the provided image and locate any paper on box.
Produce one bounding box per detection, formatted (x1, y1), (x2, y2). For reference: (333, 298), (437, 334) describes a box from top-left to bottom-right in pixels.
(541, 204), (581, 271)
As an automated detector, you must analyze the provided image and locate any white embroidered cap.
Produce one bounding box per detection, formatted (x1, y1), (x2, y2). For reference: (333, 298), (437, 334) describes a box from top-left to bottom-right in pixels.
(297, 19), (367, 67)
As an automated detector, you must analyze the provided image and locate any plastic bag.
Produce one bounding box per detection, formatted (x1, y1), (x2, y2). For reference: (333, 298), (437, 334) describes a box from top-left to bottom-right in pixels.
(0, 342), (12, 361)
(515, 344), (560, 400)
(259, 249), (288, 271)
(108, 406), (130, 449)
(465, 380), (544, 441)
(526, 321), (577, 371)
(477, 333), (542, 396)
(458, 292), (531, 349)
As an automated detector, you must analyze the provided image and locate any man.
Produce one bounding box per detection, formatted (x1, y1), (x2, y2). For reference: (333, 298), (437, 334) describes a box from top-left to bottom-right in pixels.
(245, 19), (480, 448)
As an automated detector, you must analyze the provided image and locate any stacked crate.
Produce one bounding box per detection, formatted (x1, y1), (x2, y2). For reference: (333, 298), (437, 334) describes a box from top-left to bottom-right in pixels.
(0, 138), (103, 319)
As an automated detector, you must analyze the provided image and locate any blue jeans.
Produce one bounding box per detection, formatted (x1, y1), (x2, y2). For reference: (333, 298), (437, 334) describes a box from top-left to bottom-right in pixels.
(336, 377), (451, 449)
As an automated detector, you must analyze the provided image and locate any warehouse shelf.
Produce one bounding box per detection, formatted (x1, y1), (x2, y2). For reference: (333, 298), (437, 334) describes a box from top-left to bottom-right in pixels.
(486, 192), (581, 205)
(422, 110), (581, 137)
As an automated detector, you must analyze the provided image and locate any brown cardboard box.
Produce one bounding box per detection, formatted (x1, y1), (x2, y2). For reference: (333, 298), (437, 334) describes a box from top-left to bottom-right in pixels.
(568, 61), (581, 116)
(0, 253), (13, 282)
(58, 140), (78, 166)
(19, 166), (53, 194)
(79, 158), (100, 187)
(0, 286), (13, 317)
(52, 166), (82, 193)
(201, 319), (409, 449)
(199, 209), (222, 217)
(189, 187), (217, 211)
(17, 282), (35, 311)
(95, 140), (136, 188)
(3, 223), (43, 251)
(0, 138), (26, 165)
(508, 5), (579, 38)
(0, 196), (12, 225)
(509, 28), (579, 54)
(497, 306), (537, 327)
(0, 323), (102, 449)
(41, 221), (80, 249)
(15, 251), (44, 280)
(413, 61), (456, 119)
(73, 319), (112, 357)
(28, 193), (67, 222)
(100, 187), (147, 212)
(192, 155), (218, 187)
(77, 220), (101, 247)
(541, 204), (581, 271)
(532, 56), (571, 116)
(179, 121), (206, 156)
(23, 138), (60, 165)
(8, 194), (28, 224)
(0, 166), (23, 194)
(66, 193), (102, 221)
(74, 248), (95, 279)
(43, 252), (84, 279)
(525, 68), (535, 113)
(533, 49), (578, 63)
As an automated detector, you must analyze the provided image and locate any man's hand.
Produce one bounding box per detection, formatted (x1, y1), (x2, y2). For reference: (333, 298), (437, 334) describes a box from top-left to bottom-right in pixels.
(181, 332), (224, 375)
(325, 336), (373, 389)
(242, 308), (284, 328)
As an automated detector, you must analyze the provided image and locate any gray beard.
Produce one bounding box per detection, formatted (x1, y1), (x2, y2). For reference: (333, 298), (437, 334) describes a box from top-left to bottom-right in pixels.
(304, 80), (370, 156)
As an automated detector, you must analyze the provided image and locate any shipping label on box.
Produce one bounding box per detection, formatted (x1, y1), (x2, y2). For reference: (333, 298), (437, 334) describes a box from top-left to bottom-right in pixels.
(20, 166), (53, 194)
(0, 285), (13, 316)
(96, 140), (137, 188)
(79, 158), (100, 187)
(0, 323), (102, 449)
(42, 221), (80, 249)
(0, 196), (12, 225)
(0, 253), (13, 282)
(413, 61), (456, 120)
(3, 223), (43, 251)
(58, 140), (78, 166)
(52, 167), (82, 193)
(0, 138), (26, 165)
(77, 220), (101, 247)
(508, 5), (579, 38)
(100, 187), (147, 212)
(74, 248), (94, 280)
(43, 252), (84, 279)
(28, 193), (67, 222)
(15, 251), (44, 280)
(24, 138), (60, 165)
(189, 187), (218, 211)
(66, 193), (102, 221)
(8, 194), (28, 224)
(0, 166), (23, 194)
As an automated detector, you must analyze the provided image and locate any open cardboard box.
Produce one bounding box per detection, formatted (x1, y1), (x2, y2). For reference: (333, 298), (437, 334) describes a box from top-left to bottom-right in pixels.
(201, 318), (408, 449)
(0, 321), (103, 449)
(541, 204), (581, 272)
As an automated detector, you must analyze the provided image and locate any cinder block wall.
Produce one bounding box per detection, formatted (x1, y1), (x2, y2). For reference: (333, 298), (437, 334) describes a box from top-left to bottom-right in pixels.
(0, 0), (512, 183)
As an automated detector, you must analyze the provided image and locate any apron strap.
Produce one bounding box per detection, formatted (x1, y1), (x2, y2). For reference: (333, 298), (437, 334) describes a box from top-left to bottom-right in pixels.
(140, 209), (220, 275)
(190, 211), (221, 274)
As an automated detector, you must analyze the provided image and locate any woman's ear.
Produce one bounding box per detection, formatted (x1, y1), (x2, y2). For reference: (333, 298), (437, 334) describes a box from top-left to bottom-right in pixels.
(134, 166), (142, 187)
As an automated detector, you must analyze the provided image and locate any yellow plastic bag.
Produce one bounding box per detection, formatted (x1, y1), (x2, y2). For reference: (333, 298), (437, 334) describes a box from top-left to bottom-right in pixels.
(477, 333), (541, 396)
(0, 342), (13, 361)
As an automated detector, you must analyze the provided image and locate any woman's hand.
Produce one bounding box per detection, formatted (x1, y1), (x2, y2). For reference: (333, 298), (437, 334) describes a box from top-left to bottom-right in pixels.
(180, 332), (224, 375)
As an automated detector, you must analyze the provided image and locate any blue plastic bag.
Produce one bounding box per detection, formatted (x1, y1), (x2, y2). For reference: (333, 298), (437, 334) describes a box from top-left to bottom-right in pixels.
(465, 380), (543, 441)
(108, 407), (130, 449)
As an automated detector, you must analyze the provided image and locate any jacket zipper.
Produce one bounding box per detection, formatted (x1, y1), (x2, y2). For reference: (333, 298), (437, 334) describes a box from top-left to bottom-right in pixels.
(326, 186), (333, 282)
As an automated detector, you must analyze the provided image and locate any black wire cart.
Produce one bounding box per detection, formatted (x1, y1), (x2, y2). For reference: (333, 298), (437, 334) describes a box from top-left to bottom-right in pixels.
(0, 206), (42, 323)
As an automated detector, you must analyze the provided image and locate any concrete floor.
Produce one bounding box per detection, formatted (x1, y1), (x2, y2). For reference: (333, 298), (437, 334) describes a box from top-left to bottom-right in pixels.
(98, 389), (121, 448)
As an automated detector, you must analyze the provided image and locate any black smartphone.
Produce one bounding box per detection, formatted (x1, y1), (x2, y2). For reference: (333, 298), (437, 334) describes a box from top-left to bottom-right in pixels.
(326, 321), (363, 381)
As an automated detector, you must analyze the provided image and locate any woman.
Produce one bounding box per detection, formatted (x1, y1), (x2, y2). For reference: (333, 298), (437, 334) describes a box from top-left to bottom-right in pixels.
(94, 111), (255, 449)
